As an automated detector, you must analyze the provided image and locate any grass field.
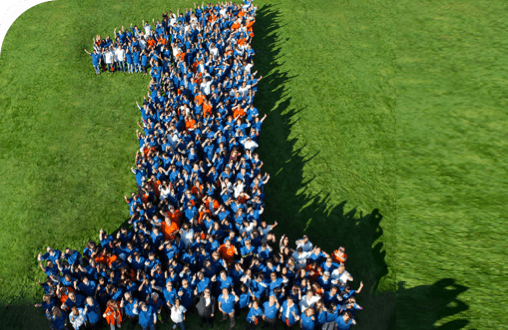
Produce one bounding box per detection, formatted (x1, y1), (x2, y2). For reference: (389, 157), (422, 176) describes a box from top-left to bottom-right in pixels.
(0, 0), (505, 329)
(396, 1), (508, 329)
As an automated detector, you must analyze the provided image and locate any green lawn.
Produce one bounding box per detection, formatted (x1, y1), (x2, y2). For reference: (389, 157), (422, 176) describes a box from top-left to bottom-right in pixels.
(396, 1), (508, 329)
(0, 0), (504, 329)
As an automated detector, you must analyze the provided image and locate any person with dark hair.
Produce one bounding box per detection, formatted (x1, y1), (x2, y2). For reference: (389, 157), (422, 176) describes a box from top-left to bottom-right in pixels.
(195, 287), (216, 328)
(335, 311), (356, 330)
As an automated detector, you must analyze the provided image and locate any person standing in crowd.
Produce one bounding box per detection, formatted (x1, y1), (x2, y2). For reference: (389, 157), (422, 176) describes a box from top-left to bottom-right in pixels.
(196, 288), (216, 328)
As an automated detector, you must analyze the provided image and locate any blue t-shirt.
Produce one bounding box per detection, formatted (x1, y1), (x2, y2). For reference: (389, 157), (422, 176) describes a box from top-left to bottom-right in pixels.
(246, 306), (263, 324)
(262, 301), (278, 319)
(218, 294), (235, 314)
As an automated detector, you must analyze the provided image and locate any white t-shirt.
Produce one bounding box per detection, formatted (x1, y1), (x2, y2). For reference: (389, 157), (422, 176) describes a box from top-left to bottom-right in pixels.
(200, 81), (212, 96)
(181, 228), (195, 248)
(144, 24), (152, 36)
(115, 48), (125, 61)
(295, 239), (313, 252)
(104, 51), (114, 64)
(170, 305), (186, 323)
(331, 269), (353, 284)
(299, 295), (321, 312)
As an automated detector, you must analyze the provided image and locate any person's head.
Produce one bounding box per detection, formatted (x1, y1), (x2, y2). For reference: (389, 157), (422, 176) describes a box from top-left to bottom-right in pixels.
(306, 290), (314, 299)
(140, 301), (148, 311)
(166, 281), (173, 290)
(151, 292), (159, 301)
(71, 305), (79, 315)
(323, 271), (330, 279)
(68, 292), (76, 301)
(52, 306), (62, 318)
(182, 279), (189, 288)
(286, 296), (294, 306)
(343, 311), (353, 323)
(86, 296), (94, 306)
(204, 288), (211, 297)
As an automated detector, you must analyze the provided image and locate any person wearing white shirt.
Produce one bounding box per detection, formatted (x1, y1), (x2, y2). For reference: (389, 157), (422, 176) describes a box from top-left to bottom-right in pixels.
(295, 235), (313, 252)
(292, 247), (312, 269)
(170, 298), (187, 329)
(299, 290), (321, 312)
(331, 265), (353, 285)
(115, 46), (126, 72)
(200, 77), (213, 96)
(104, 47), (114, 73)
(180, 223), (195, 249)
(139, 36), (147, 51)
(241, 137), (259, 152)
(69, 306), (86, 330)
(143, 20), (152, 36)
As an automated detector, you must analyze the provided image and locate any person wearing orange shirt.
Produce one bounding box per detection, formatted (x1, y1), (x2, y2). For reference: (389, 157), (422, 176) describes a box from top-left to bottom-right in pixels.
(195, 91), (206, 106)
(185, 115), (197, 132)
(233, 105), (246, 119)
(167, 205), (182, 227)
(203, 100), (213, 117)
(204, 195), (219, 213)
(160, 216), (179, 240)
(218, 240), (238, 267)
(103, 299), (122, 329)
(332, 246), (348, 265)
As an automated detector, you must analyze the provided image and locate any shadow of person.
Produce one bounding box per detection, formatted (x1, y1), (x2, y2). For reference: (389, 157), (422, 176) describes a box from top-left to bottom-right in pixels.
(397, 279), (470, 330)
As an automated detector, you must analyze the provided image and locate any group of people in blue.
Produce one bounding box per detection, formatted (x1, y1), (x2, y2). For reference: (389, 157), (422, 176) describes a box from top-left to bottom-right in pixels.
(36, 1), (364, 330)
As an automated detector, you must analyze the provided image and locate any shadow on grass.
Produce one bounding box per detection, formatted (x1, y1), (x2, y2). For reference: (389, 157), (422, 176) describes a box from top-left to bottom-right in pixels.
(0, 4), (468, 330)
(397, 279), (470, 330)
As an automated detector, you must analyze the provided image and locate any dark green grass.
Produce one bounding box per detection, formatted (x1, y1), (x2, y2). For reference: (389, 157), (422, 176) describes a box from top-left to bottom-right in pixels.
(1, 0), (397, 329)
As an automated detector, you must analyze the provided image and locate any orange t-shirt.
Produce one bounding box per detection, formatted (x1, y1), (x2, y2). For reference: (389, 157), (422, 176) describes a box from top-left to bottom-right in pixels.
(195, 94), (206, 105)
(161, 221), (179, 240)
(167, 210), (182, 226)
(185, 119), (197, 131)
(103, 302), (122, 325)
(246, 20), (255, 32)
(231, 22), (241, 30)
(332, 250), (348, 264)
(218, 244), (236, 263)
(233, 107), (246, 118)
(203, 103), (213, 117)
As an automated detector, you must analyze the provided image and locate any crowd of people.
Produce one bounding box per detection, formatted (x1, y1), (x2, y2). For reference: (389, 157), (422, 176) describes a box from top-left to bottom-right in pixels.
(36, 1), (364, 329)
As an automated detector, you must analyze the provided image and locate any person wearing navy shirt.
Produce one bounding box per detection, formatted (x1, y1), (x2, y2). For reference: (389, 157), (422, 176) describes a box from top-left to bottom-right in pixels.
(50, 307), (68, 330)
(122, 293), (140, 329)
(83, 297), (101, 330)
(34, 294), (56, 329)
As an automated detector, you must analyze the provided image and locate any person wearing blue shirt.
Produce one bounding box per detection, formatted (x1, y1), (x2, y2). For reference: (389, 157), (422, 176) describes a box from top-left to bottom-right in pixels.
(300, 308), (317, 330)
(280, 297), (300, 328)
(50, 307), (68, 330)
(134, 301), (157, 330)
(177, 279), (194, 310)
(122, 293), (140, 328)
(335, 311), (356, 330)
(34, 294), (56, 329)
(262, 295), (280, 329)
(218, 287), (239, 330)
(84, 49), (102, 75)
(83, 297), (101, 330)
(246, 300), (263, 329)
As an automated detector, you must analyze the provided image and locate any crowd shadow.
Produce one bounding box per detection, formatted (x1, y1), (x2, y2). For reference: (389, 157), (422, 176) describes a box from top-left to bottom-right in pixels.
(0, 3), (469, 330)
